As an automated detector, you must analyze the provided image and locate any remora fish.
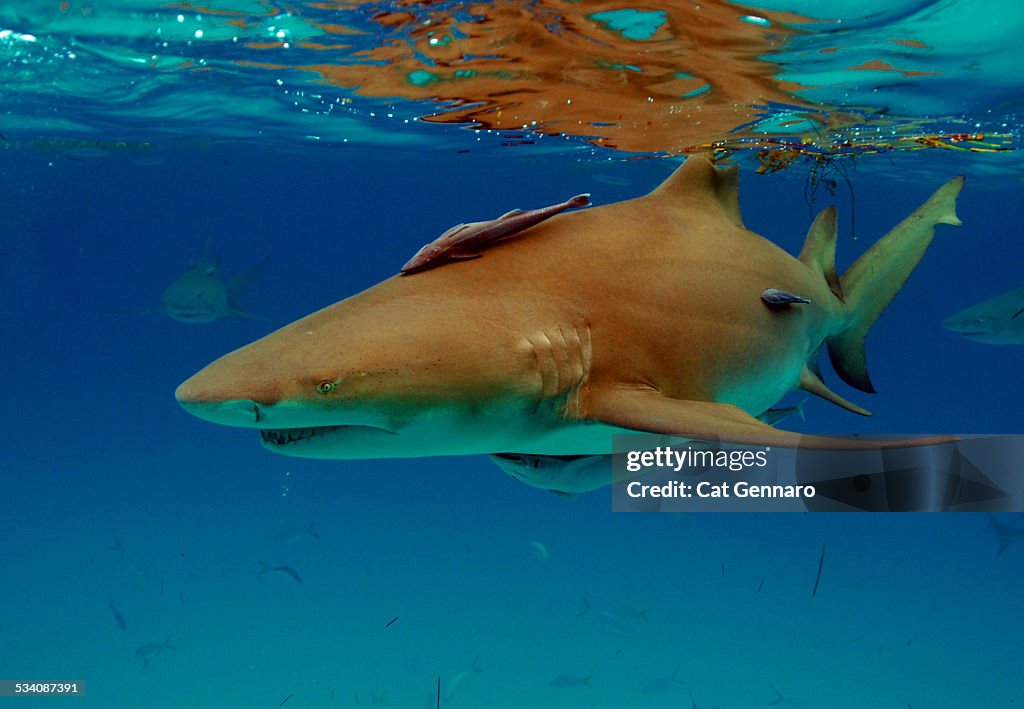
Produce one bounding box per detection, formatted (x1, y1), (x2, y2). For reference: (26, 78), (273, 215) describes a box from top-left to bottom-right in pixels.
(109, 536), (149, 578)
(942, 285), (1024, 344)
(401, 194), (591, 273)
(175, 157), (963, 457)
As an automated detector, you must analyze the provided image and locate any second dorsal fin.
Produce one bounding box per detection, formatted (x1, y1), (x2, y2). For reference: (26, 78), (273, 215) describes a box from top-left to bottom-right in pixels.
(799, 206), (843, 301)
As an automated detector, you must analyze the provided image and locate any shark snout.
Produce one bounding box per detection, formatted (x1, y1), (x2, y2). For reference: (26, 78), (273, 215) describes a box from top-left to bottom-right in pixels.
(175, 370), (279, 428)
(176, 389), (267, 428)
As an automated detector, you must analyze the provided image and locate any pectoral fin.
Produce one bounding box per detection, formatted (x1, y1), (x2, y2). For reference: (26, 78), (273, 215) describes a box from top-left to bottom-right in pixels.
(585, 385), (952, 450)
(228, 306), (275, 322)
(797, 366), (870, 416)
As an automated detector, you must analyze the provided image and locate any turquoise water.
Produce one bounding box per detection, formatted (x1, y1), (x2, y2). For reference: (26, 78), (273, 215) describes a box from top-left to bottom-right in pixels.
(2, 1), (1023, 707)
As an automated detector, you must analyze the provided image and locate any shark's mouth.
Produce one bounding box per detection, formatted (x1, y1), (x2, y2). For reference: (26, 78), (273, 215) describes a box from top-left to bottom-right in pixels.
(259, 424), (393, 447)
(493, 452), (593, 467)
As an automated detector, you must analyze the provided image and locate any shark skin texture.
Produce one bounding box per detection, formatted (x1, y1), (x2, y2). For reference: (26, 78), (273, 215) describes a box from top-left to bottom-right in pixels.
(175, 157), (964, 460)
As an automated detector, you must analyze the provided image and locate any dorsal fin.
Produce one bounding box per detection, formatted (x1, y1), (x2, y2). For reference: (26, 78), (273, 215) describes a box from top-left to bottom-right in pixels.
(799, 206), (843, 301)
(648, 155), (743, 227)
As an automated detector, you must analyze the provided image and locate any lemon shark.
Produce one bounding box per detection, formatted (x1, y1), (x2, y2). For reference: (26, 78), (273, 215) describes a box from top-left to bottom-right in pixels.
(175, 157), (963, 458)
(136, 241), (267, 323)
(943, 286), (1024, 344)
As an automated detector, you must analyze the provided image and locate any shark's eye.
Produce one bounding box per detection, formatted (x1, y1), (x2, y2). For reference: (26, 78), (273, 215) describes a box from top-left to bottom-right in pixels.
(316, 380), (335, 395)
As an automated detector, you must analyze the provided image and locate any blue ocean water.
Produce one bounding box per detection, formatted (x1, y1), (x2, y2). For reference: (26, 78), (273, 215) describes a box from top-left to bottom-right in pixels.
(2, 1), (1023, 707)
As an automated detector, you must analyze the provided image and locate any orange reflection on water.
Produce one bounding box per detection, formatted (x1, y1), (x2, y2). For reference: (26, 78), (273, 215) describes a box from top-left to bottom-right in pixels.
(850, 59), (939, 78)
(245, 0), (819, 153)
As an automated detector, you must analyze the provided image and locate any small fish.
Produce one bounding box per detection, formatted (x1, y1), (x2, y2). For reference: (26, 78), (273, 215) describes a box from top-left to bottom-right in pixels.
(812, 543), (826, 597)
(445, 656), (483, 700)
(576, 598), (650, 635)
(642, 666), (685, 696)
(688, 687), (720, 709)
(128, 155), (168, 166)
(257, 561), (304, 585)
(109, 536), (149, 579)
(108, 597), (128, 632)
(135, 635), (176, 669)
(549, 674), (593, 689)
(403, 652), (424, 674)
(61, 146), (111, 160)
(528, 541), (550, 561)
(401, 194), (591, 274)
(988, 514), (1024, 558)
(768, 681), (797, 706)
(384, 616), (399, 628)
(275, 521), (319, 543)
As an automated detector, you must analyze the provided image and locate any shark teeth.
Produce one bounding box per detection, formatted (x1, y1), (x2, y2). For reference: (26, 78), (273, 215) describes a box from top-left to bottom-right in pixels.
(260, 426), (342, 446)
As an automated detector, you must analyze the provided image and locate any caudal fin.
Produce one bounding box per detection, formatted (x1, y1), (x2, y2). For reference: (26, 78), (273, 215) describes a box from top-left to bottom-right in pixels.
(827, 175), (964, 393)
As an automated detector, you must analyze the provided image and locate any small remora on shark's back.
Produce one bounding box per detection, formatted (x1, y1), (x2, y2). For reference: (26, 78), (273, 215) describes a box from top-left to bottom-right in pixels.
(175, 156), (963, 460)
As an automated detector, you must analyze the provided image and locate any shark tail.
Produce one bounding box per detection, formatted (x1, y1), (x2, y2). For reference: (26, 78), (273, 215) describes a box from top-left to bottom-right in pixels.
(575, 597), (591, 617)
(671, 666), (685, 686)
(826, 175), (964, 393)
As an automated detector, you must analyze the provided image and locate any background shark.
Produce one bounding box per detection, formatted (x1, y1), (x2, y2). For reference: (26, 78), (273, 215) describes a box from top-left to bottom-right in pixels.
(134, 240), (268, 323)
(175, 157), (962, 459)
(943, 285), (1024, 344)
